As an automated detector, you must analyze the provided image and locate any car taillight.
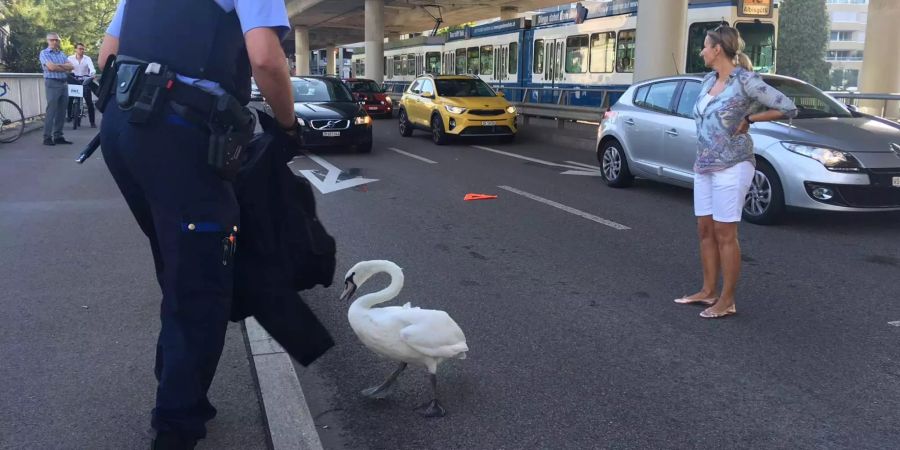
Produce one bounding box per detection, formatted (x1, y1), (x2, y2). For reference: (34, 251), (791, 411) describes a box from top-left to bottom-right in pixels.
(602, 110), (616, 121)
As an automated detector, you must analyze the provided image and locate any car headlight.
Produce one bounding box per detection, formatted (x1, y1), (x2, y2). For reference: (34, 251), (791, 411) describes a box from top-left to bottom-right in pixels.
(296, 117), (306, 127)
(781, 142), (862, 172)
(444, 105), (467, 114)
(384, 96), (392, 104)
(506, 106), (517, 114)
(355, 115), (372, 125)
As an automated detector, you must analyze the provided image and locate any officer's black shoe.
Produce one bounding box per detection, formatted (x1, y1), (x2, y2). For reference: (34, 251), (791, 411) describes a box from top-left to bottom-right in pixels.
(53, 138), (73, 145)
(151, 432), (197, 450)
(43, 138), (55, 146)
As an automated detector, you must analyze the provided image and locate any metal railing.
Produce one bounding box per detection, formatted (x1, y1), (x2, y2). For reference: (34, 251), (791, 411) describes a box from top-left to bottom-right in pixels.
(0, 73), (47, 121)
(498, 86), (627, 125)
(825, 91), (900, 120)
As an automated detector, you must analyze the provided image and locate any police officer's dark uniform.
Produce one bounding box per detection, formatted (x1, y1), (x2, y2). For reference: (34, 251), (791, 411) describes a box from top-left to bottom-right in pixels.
(99, 0), (291, 447)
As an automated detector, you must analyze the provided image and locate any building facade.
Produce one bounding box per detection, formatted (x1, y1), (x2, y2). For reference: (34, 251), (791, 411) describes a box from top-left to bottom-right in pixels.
(826, 0), (868, 91)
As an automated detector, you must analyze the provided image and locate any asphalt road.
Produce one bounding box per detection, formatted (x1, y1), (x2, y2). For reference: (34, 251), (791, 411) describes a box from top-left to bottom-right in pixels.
(0, 125), (267, 449)
(292, 118), (900, 449)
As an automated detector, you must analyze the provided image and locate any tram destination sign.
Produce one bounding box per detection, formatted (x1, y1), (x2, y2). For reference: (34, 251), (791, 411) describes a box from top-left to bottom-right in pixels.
(738, 0), (774, 18)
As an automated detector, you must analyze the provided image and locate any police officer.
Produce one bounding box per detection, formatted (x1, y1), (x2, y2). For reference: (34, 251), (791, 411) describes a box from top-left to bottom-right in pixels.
(98, 1), (300, 448)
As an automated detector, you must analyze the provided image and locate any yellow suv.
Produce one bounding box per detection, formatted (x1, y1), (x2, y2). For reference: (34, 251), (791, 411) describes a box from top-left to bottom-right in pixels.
(398, 75), (518, 145)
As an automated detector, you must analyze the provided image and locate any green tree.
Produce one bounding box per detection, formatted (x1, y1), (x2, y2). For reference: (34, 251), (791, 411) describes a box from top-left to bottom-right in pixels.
(2, 0), (116, 73)
(776, 0), (832, 89)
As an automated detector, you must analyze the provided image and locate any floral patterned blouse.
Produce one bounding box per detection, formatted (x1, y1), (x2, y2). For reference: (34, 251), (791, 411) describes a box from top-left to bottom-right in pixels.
(693, 67), (797, 174)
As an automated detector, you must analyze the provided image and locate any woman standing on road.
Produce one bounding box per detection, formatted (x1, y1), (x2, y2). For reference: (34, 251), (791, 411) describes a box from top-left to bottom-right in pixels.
(674, 25), (796, 318)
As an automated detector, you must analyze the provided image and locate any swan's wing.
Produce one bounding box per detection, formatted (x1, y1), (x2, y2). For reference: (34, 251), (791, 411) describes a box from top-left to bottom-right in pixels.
(396, 309), (468, 359)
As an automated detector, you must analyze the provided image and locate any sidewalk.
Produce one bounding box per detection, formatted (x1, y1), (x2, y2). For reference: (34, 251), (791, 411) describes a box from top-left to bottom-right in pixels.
(0, 124), (268, 449)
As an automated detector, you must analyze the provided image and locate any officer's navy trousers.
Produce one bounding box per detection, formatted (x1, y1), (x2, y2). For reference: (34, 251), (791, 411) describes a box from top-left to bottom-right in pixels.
(100, 104), (239, 439)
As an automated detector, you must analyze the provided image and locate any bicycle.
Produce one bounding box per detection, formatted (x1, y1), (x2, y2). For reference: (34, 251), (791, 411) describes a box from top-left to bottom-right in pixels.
(0, 82), (25, 144)
(68, 76), (91, 130)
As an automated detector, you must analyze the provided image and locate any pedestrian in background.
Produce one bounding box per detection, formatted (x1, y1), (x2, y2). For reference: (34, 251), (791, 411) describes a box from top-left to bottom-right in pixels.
(39, 32), (73, 146)
(67, 42), (97, 128)
(674, 25), (796, 318)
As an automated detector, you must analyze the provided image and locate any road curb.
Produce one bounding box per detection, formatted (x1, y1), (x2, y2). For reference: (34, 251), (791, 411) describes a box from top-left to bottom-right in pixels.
(244, 318), (324, 450)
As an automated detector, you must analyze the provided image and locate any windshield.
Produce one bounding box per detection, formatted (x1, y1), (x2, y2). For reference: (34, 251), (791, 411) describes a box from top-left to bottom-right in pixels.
(346, 80), (381, 93)
(435, 79), (495, 97)
(762, 78), (852, 119)
(292, 78), (354, 102)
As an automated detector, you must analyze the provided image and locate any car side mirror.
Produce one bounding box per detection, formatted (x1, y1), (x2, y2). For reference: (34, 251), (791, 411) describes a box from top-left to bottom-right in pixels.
(845, 103), (858, 112)
(496, 91), (505, 98)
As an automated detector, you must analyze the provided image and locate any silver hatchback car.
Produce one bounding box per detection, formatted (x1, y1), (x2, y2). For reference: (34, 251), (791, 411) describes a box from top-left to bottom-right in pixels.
(596, 74), (900, 224)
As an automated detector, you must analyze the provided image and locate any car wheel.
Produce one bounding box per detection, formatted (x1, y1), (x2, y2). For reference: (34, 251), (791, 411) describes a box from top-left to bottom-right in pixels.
(431, 114), (448, 146)
(599, 140), (634, 188)
(399, 110), (412, 137)
(743, 160), (785, 225)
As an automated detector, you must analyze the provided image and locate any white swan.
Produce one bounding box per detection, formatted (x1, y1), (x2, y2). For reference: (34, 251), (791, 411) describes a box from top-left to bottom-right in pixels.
(339, 260), (468, 417)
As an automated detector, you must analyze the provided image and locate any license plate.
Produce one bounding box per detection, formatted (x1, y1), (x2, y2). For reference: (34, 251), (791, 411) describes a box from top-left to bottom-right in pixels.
(893, 176), (900, 187)
(482, 121), (496, 126)
(322, 131), (341, 137)
(367, 106), (379, 110)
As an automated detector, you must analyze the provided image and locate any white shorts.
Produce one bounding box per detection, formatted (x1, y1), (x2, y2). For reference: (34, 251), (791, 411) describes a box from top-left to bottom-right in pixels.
(694, 161), (756, 223)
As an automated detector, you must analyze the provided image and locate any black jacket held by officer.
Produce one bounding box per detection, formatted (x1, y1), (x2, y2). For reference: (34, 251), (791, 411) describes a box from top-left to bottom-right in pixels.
(97, 0), (333, 447)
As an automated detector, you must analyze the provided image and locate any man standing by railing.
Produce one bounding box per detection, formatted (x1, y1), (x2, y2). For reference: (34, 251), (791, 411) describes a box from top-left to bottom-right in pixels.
(39, 32), (73, 146)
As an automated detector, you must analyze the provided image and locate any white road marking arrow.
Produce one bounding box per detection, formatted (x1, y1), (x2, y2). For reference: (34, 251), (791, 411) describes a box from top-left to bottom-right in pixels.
(471, 145), (603, 176)
(297, 153), (379, 194)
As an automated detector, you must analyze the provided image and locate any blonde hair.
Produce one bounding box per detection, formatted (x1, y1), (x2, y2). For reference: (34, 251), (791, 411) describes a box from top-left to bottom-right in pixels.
(707, 25), (753, 71)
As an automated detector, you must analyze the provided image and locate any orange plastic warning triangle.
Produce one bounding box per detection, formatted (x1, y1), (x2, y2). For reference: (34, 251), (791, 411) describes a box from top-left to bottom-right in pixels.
(464, 193), (498, 201)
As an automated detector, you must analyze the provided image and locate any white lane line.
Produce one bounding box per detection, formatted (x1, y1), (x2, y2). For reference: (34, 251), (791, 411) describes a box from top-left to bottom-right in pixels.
(388, 147), (438, 164)
(498, 185), (630, 231)
(564, 160), (602, 170)
(471, 145), (588, 172)
(889, 321), (900, 327)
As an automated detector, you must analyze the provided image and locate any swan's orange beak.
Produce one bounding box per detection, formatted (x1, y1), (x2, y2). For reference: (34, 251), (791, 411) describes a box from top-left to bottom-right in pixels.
(340, 279), (357, 301)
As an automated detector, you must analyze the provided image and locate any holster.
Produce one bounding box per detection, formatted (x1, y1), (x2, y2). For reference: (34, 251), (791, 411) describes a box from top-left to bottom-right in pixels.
(207, 94), (256, 182)
(94, 55), (118, 113)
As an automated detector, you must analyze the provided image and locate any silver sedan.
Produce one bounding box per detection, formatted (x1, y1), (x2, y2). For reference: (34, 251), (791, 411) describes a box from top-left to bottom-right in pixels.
(596, 74), (900, 224)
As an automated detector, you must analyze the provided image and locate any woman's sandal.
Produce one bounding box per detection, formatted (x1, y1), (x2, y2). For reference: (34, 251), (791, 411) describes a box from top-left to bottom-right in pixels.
(674, 295), (717, 306)
(699, 305), (736, 319)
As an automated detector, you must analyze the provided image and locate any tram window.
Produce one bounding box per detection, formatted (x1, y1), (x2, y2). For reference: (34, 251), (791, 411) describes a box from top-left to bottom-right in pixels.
(480, 45), (494, 76)
(675, 81), (702, 118)
(533, 39), (544, 74)
(467, 47), (480, 75)
(616, 29), (636, 73)
(393, 56), (401, 77)
(686, 22), (721, 74)
(736, 22), (775, 73)
(384, 57), (387, 76)
(509, 42), (518, 75)
(456, 49), (467, 74)
(407, 54), (416, 75)
(426, 52), (441, 74)
(565, 35), (589, 74)
(590, 32), (615, 73)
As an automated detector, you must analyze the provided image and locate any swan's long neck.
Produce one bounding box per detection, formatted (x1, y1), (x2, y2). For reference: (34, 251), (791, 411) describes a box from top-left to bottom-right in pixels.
(350, 264), (404, 310)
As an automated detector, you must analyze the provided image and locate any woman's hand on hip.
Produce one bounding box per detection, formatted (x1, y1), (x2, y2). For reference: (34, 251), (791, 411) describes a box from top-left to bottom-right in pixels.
(735, 118), (750, 135)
